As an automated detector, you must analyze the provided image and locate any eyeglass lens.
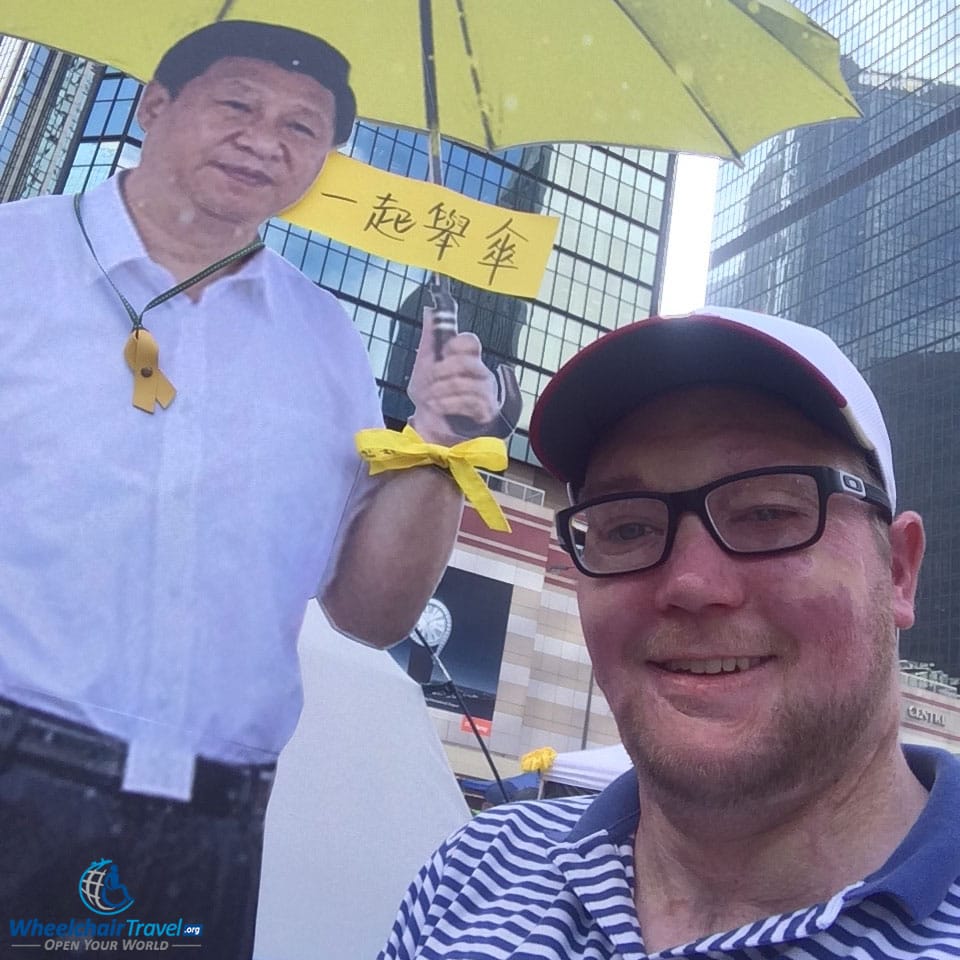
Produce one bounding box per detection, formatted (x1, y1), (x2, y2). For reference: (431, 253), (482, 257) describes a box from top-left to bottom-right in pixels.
(570, 473), (822, 574)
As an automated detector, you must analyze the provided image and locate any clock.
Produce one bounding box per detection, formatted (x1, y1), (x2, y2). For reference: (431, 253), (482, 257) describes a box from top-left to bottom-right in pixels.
(414, 597), (453, 656)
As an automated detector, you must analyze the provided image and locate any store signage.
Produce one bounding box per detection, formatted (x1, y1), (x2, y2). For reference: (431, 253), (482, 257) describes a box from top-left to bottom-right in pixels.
(905, 703), (947, 727)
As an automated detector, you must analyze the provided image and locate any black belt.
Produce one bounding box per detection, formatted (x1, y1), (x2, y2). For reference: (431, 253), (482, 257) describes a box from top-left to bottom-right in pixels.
(0, 698), (274, 819)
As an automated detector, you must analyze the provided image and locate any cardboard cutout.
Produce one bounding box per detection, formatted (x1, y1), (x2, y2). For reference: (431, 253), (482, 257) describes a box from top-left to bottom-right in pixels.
(0, 19), (513, 957)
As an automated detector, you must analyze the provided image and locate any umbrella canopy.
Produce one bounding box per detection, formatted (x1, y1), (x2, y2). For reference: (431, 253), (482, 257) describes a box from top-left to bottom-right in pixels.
(2, 0), (860, 162)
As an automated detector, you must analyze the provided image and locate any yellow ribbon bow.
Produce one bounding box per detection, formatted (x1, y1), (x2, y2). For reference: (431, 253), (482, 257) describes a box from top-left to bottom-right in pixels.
(355, 425), (511, 533)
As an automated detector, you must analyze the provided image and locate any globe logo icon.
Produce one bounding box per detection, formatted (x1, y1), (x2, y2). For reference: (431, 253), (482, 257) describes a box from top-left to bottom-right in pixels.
(78, 859), (135, 916)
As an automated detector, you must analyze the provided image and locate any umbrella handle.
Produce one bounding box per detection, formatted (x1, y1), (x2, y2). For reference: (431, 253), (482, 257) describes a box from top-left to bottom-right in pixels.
(428, 280), (459, 363)
(426, 281), (521, 441)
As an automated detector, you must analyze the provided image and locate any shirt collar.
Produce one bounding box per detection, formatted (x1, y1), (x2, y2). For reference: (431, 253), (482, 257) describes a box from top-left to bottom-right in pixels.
(567, 745), (960, 920)
(75, 174), (151, 273)
(75, 173), (270, 284)
(568, 767), (639, 844)
(857, 745), (960, 919)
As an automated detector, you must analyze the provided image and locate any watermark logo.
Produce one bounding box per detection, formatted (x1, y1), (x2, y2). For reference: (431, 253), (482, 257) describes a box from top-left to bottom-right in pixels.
(77, 859), (135, 916)
(7, 858), (203, 951)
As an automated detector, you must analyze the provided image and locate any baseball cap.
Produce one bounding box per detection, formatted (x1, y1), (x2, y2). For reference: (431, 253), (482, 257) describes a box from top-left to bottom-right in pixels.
(155, 21), (357, 145)
(529, 306), (896, 510)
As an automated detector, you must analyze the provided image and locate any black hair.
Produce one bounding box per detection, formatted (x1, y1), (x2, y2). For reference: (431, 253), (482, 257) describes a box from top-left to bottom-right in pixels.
(154, 20), (357, 144)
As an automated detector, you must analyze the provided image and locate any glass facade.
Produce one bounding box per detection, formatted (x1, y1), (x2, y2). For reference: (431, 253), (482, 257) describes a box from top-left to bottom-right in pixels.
(706, 0), (960, 678)
(2, 52), (673, 470)
(0, 38), (98, 201)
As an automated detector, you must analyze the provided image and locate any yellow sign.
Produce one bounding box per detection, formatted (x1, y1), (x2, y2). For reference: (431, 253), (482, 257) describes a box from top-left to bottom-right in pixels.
(283, 153), (558, 299)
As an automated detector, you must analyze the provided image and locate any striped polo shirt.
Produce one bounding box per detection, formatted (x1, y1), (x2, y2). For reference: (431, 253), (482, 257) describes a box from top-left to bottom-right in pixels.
(378, 746), (960, 959)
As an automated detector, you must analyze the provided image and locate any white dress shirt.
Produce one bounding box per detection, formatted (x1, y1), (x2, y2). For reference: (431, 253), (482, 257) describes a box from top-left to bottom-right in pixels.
(0, 176), (383, 792)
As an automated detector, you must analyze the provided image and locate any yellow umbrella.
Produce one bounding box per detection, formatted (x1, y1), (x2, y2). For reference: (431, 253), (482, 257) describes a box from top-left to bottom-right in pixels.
(2, 0), (859, 160)
(0, 0), (860, 438)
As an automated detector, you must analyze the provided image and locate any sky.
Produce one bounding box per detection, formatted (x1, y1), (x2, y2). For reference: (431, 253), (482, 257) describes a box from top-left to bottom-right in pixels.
(658, 153), (720, 316)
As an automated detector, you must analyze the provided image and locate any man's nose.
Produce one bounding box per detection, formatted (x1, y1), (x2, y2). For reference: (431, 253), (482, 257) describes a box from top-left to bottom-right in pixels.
(652, 512), (745, 614)
(234, 119), (284, 160)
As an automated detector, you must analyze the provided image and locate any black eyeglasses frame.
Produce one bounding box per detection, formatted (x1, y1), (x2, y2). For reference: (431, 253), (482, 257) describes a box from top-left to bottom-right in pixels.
(556, 465), (893, 578)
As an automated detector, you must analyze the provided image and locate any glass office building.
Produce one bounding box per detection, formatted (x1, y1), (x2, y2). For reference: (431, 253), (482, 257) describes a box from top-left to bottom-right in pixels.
(707, 0), (960, 678)
(0, 38), (98, 201)
(1, 49), (674, 474)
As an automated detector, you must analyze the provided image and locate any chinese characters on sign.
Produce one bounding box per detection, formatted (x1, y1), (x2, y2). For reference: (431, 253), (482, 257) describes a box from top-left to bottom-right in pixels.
(283, 153), (558, 298)
(423, 202), (471, 260)
(364, 196), (472, 261)
(364, 193), (416, 240)
(480, 218), (527, 286)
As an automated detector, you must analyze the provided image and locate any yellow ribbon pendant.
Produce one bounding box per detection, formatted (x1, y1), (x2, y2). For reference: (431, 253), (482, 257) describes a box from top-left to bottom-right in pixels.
(123, 328), (176, 414)
(355, 425), (511, 532)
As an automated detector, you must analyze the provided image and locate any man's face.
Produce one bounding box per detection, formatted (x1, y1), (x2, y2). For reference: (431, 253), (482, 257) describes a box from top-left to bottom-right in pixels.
(576, 386), (922, 807)
(136, 57), (338, 229)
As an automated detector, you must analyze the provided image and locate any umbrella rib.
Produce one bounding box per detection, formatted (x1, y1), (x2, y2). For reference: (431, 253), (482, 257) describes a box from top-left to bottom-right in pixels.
(610, 0), (743, 161)
(455, 0), (496, 153)
(726, 0), (861, 114)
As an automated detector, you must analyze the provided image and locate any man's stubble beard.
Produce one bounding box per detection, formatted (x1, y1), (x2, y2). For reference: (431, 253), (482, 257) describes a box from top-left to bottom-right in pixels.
(611, 589), (897, 809)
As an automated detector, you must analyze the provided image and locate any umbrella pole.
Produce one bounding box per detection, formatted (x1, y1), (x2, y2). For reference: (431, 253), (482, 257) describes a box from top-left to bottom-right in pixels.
(419, 0), (457, 361)
(417, 0), (523, 441)
(413, 628), (510, 804)
(419, 0), (446, 207)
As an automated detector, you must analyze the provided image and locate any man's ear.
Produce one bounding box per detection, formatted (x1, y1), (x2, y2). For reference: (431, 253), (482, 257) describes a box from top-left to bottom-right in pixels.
(889, 510), (925, 630)
(136, 81), (173, 132)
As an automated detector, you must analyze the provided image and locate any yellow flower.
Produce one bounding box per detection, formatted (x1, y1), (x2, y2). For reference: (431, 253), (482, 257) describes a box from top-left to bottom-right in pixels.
(520, 747), (557, 773)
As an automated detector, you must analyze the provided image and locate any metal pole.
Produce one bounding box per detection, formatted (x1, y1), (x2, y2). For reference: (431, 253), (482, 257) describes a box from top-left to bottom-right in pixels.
(418, 0), (445, 194)
(413, 629), (509, 804)
(416, 0), (522, 439)
(580, 667), (595, 750)
(418, 0), (451, 295)
(417, 0), (462, 378)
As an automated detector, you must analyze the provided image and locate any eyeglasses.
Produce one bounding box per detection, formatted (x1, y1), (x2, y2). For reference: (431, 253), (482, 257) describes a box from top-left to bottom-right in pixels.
(557, 466), (892, 578)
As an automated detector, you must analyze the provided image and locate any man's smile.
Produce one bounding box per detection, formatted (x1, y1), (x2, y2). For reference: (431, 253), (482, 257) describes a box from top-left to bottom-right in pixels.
(651, 656), (771, 675)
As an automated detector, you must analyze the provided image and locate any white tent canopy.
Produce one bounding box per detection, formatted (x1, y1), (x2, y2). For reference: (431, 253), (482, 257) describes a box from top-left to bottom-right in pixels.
(542, 743), (633, 793)
(543, 730), (958, 799)
(254, 604), (469, 959)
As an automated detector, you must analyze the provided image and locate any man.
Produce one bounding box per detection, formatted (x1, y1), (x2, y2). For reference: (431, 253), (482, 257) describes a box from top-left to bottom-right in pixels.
(378, 305), (960, 959)
(0, 20), (499, 956)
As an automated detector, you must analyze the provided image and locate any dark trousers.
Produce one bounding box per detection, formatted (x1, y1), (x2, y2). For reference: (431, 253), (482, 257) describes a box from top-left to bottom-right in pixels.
(0, 752), (267, 958)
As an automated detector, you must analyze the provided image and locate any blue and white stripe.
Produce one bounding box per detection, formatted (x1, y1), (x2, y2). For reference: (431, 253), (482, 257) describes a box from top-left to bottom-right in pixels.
(378, 746), (960, 958)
